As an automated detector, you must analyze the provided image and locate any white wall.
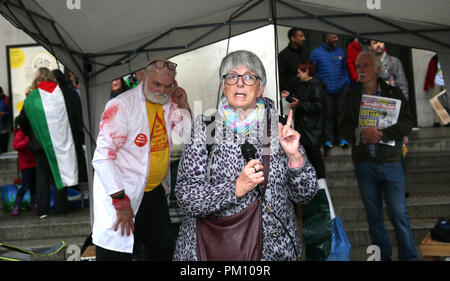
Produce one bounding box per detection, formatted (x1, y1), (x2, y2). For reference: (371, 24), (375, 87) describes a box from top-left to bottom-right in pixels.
(170, 25), (279, 118)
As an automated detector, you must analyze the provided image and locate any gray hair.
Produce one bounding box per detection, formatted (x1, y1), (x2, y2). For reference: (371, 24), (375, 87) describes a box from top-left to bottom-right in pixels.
(219, 50), (266, 89)
(356, 50), (381, 70)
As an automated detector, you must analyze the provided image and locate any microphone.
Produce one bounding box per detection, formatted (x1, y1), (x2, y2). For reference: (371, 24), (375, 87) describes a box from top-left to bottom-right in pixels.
(241, 141), (265, 202)
(241, 141), (257, 162)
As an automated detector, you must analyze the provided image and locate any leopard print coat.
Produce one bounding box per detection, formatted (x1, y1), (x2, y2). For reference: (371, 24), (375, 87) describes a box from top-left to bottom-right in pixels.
(173, 98), (318, 261)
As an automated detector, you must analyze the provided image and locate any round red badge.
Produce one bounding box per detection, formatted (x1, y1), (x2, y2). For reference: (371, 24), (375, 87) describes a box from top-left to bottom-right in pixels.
(134, 133), (148, 147)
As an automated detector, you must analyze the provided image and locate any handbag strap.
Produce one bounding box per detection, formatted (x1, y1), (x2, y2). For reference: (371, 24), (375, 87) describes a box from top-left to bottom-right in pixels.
(260, 112), (271, 202)
(262, 113), (270, 190)
(260, 112), (300, 259)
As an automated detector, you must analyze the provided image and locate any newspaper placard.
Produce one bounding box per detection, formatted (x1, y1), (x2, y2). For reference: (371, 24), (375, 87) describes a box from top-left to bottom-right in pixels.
(429, 89), (450, 125)
(359, 94), (401, 146)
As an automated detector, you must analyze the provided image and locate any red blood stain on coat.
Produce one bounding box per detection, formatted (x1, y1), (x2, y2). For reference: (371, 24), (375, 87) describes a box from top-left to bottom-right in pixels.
(109, 133), (127, 149)
(100, 104), (119, 130)
(108, 150), (117, 160)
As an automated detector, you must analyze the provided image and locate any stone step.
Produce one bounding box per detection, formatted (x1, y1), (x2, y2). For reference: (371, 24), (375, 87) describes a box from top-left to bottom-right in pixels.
(323, 151), (450, 173)
(0, 236), (87, 261)
(0, 158), (20, 186)
(349, 244), (424, 261)
(332, 193), (450, 222)
(0, 205), (91, 261)
(324, 130), (450, 158)
(341, 218), (436, 247)
(326, 166), (450, 188)
(0, 208), (91, 243)
(0, 159), (17, 174)
(329, 181), (450, 198)
(322, 134), (450, 158)
(0, 177), (19, 186)
(406, 138), (450, 153)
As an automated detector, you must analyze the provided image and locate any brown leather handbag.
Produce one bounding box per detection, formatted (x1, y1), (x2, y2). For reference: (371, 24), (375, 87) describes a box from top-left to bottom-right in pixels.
(196, 115), (271, 261)
(196, 198), (263, 261)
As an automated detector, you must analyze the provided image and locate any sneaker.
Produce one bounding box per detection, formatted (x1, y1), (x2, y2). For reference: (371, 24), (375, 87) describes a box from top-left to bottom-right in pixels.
(340, 139), (350, 148)
(31, 201), (37, 214)
(11, 204), (19, 216)
(39, 214), (48, 220)
(324, 141), (333, 149)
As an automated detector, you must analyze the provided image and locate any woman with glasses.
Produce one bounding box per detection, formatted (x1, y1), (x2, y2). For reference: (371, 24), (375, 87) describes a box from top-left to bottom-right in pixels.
(173, 50), (318, 261)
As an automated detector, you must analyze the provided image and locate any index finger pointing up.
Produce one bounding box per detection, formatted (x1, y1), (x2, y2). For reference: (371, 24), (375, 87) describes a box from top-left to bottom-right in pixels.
(286, 109), (293, 128)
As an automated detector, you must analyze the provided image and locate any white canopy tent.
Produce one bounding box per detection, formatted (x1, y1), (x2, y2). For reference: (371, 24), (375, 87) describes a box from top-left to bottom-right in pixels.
(1, 0), (449, 221)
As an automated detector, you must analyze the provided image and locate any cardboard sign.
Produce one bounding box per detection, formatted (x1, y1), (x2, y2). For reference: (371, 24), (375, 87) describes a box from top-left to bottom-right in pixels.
(429, 89), (450, 125)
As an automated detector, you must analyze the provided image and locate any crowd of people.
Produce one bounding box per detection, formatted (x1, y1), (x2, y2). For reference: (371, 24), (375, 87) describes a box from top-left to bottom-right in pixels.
(278, 28), (419, 261)
(277, 27), (447, 261)
(1, 26), (448, 262)
(4, 67), (87, 218)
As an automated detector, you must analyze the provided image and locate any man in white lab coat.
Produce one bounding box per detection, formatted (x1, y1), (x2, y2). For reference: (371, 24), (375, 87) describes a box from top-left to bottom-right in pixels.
(92, 59), (191, 261)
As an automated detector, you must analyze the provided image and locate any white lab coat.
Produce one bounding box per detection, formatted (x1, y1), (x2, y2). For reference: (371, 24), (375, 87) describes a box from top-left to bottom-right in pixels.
(92, 83), (191, 253)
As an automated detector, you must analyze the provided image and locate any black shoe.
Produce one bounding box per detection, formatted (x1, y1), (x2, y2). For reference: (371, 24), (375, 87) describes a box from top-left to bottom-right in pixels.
(445, 123), (450, 127)
(433, 122), (441, 127)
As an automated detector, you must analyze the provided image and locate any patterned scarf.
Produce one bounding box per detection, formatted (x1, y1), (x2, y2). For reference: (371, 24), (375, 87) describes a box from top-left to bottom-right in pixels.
(218, 95), (265, 135)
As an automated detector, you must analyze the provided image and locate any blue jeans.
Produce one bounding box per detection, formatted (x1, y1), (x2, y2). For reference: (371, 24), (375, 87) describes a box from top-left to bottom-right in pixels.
(354, 161), (417, 261)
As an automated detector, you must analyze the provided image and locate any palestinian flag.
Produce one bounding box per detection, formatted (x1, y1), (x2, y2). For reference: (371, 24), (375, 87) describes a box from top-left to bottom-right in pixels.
(24, 81), (78, 189)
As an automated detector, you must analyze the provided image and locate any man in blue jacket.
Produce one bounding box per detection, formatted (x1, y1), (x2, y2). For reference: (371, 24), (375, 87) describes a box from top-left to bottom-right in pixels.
(310, 33), (351, 151)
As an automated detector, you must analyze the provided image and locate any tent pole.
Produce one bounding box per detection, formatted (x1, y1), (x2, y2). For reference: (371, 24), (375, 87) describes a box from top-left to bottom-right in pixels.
(271, 0), (281, 114)
(81, 56), (95, 229)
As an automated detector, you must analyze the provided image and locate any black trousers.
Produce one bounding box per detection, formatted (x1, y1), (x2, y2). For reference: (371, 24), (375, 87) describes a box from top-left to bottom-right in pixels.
(17, 167), (37, 199)
(303, 145), (326, 179)
(0, 132), (8, 153)
(96, 184), (174, 261)
(35, 150), (69, 216)
(324, 89), (346, 143)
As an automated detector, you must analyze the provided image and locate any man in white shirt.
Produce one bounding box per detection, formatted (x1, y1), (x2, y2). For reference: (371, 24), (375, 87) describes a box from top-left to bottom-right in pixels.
(92, 59), (191, 260)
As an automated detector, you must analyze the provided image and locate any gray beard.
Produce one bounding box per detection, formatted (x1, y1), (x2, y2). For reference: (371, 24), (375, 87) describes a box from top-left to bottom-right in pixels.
(143, 85), (170, 104)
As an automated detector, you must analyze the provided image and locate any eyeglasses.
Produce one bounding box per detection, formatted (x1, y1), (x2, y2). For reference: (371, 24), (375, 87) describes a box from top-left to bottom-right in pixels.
(222, 74), (261, 86)
(147, 60), (177, 71)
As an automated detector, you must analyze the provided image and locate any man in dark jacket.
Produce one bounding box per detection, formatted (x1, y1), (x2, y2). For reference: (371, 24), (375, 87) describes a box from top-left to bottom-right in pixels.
(340, 51), (417, 261)
(310, 33), (351, 150)
(278, 28), (309, 94)
(52, 69), (87, 184)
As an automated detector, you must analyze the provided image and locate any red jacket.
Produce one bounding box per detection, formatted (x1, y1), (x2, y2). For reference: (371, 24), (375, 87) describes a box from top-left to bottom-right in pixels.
(424, 55), (438, 91)
(346, 39), (362, 83)
(13, 128), (36, 170)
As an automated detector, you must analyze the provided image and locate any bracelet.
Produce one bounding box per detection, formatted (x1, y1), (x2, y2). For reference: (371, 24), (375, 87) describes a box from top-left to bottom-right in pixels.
(111, 190), (125, 199)
(112, 195), (131, 211)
